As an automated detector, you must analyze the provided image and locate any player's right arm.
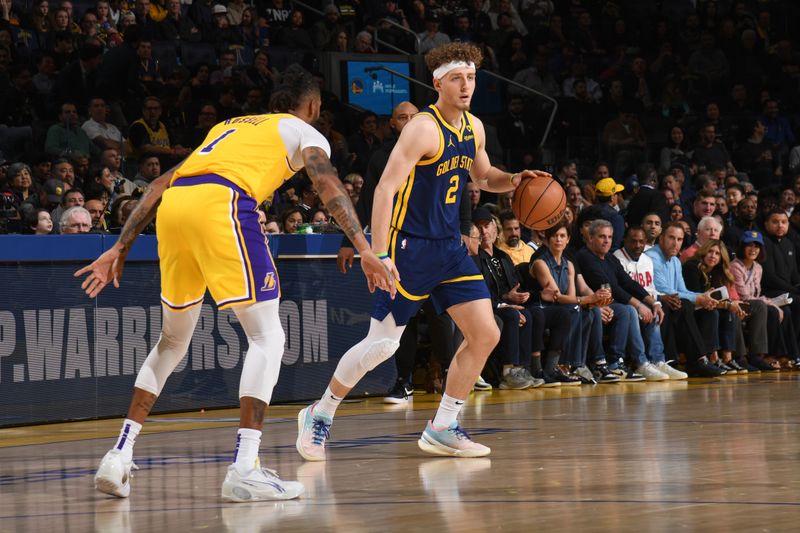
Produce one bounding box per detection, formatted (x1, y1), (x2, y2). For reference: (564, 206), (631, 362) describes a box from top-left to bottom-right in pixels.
(302, 146), (396, 297)
(74, 162), (182, 298)
(370, 115), (440, 255)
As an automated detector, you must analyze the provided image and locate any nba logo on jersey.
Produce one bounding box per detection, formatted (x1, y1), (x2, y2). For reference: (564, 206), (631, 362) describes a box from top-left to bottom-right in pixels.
(401, 238), (407, 250)
(261, 272), (276, 291)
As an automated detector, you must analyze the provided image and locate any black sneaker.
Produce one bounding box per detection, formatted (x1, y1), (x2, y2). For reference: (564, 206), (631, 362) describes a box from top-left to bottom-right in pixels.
(383, 379), (413, 404)
(610, 362), (645, 382)
(689, 356), (725, 377)
(550, 366), (582, 386)
(534, 370), (561, 388)
(748, 354), (779, 372)
(591, 364), (621, 384)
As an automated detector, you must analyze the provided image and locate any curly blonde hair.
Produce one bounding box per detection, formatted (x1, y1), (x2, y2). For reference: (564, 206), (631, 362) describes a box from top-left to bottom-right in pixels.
(424, 42), (483, 73)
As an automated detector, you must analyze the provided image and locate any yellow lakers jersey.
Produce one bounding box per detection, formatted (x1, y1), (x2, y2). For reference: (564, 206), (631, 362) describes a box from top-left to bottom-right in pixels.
(172, 113), (331, 202)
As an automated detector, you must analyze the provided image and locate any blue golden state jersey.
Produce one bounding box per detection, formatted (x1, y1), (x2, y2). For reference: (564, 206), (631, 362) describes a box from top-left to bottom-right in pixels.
(390, 105), (477, 239)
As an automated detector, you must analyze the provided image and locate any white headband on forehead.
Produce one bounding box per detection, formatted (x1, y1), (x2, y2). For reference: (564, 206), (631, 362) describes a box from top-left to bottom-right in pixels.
(432, 61), (476, 80)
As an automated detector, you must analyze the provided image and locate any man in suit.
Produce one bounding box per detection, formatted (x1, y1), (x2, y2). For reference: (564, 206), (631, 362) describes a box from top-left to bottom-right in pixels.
(625, 164), (668, 225)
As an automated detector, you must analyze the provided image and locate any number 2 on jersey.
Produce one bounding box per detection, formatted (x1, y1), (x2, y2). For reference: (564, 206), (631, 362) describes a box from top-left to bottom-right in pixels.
(445, 174), (459, 204)
(199, 128), (237, 154)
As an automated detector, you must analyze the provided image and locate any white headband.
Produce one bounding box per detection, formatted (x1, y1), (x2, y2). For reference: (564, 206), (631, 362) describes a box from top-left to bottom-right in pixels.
(432, 61), (476, 80)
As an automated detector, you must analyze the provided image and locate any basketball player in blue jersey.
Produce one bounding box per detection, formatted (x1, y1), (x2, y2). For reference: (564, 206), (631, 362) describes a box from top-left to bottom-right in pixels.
(297, 42), (553, 459)
(75, 66), (395, 502)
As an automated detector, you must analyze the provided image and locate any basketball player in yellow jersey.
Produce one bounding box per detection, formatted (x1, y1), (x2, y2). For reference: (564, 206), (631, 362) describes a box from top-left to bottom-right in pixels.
(75, 66), (395, 502)
(297, 43), (552, 459)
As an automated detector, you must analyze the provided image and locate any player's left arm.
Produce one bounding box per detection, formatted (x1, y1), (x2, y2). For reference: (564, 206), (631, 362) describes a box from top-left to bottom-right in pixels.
(469, 115), (553, 192)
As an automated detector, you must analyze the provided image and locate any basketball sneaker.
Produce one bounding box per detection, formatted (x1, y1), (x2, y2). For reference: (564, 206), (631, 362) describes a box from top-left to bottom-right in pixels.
(94, 449), (138, 498)
(221, 459), (305, 502)
(417, 420), (491, 458)
(296, 403), (332, 462)
(656, 361), (688, 380)
(383, 379), (414, 404)
(473, 375), (492, 391)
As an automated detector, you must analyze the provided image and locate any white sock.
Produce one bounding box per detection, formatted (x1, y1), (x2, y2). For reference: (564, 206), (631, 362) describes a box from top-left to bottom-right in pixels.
(233, 428), (262, 475)
(315, 387), (343, 419)
(113, 419), (142, 462)
(432, 393), (464, 430)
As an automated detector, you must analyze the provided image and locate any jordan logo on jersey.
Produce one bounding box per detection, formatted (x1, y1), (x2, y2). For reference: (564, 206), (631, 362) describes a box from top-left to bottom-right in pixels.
(261, 272), (276, 291)
(447, 136), (455, 148)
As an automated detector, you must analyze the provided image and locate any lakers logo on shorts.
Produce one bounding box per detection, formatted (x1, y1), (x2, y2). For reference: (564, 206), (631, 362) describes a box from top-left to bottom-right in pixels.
(261, 272), (276, 292)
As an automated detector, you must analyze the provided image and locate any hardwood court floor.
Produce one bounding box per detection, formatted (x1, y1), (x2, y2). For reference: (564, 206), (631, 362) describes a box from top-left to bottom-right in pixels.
(1, 374), (799, 532)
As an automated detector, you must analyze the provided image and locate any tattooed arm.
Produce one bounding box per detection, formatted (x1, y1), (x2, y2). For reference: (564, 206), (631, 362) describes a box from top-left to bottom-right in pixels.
(302, 146), (397, 297)
(74, 163), (181, 298)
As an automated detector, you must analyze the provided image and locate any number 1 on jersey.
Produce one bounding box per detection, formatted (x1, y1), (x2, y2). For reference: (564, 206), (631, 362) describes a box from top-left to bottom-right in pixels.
(445, 174), (459, 204)
(199, 128), (237, 154)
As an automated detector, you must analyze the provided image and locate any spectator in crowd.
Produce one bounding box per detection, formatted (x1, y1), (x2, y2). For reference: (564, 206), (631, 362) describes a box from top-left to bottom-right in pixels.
(275, 9), (312, 50)
(347, 111), (380, 175)
(1, 162), (38, 214)
(760, 208), (800, 337)
(591, 177), (625, 251)
(683, 240), (749, 373)
(659, 125), (691, 174)
(577, 220), (670, 381)
(158, 0), (201, 43)
(53, 42), (102, 111)
(59, 205), (92, 234)
(685, 190), (717, 235)
(602, 105), (647, 177)
(45, 101), (99, 158)
(84, 197), (107, 231)
(731, 230), (796, 370)
(280, 206), (305, 234)
(472, 208), (538, 389)
(626, 165), (669, 225)
(50, 157), (76, 187)
(529, 219), (617, 384)
(734, 118), (777, 190)
(645, 222), (725, 376)
(313, 4), (344, 49)
(760, 98), (795, 161)
(82, 97), (125, 152)
(641, 213), (662, 249)
(693, 123), (733, 173)
(133, 155), (160, 187)
(418, 12), (450, 55)
(352, 30), (376, 53)
(496, 211), (532, 265)
(183, 102), (218, 149)
(51, 186), (84, 231)
(27, 208), (53, 235)
(128, 96), (190, 162)
(680, 215), (722, 263)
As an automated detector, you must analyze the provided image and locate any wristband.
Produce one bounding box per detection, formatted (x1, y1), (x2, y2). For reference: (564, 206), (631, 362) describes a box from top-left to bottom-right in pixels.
(653, 301), (662, 307)
(375, 252), (389, 259)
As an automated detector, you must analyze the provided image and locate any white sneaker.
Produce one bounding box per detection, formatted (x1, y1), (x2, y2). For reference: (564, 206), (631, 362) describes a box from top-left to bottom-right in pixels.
(656, 361), (689, 380)
(221, 460), (305, 502)
(95, 449), (138, 498)
(636, 362), (669, 381)
(473, 375), (492, 391)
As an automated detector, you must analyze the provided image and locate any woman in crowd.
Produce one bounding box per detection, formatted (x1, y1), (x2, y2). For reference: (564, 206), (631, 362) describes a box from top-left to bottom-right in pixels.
(2, 163), (38, 213)
(529, 220), (617, 384)
(473, 211), (538, 389)
(683, 239), (750, 373)
(730, 231), (795, 371)
(280, 206), (305, 234)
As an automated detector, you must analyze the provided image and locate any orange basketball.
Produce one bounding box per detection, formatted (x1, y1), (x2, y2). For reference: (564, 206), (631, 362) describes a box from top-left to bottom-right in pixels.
(512, 176), (567, 230)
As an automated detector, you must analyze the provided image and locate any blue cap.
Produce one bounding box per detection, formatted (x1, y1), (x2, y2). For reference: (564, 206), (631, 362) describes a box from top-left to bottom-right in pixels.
(740, 230), (763, 246)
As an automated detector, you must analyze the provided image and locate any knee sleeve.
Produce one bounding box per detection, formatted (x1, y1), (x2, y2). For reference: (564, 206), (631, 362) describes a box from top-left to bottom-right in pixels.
(333, 316), (404, 388)
(135, 304), (200, 395)
(234, 300), (285, 404)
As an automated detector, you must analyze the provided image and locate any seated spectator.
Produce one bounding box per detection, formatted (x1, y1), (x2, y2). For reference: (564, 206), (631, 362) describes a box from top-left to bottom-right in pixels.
(241, 88), (267, 115)
(347, 111), (380, 175)
(82, 97), (126, 152)
(760, 98), (795, 162)
(472, 208), (538, 389)
(760, 208), (800, 341)
(591, 178), (625, 251)
(659, 125), (691, 174)
(133, 155), (161, 187)
(309, 208), (328, 225)
(96, 152), (137, 196)
(158, 0), (201, 42)
(626, 165), (669, 226)
(577, 220), (670, 381)
(733, 118), (776, 190)
(530, 220), (618, 384)
(641, 213), (662, 249)
(263, 216), (280, 235)
(274, 9), (313, 50)
(45, 101), (99, 158)
(645, 222), (725, 376)
(693, 123), (734, 174)
(84, 197), (107, 232)
(353, 30), (376, 54)
(680, 215), (722, 263)
(685, 190), (717, 235)
(312, 4), (344, 49)
(128, 96), (191, 161)
(1, 163), (38, 214)
(602, 106), (647, 177)
(51, 187), (84, 232)
(280, 206), (305, 234)
(183, 102), (218, 149)
(26, 208), (53, 235)
(496, 211), (533, 265)
(418, 12), (450, 55)
(731, 231), (795, 371)
(683, 240), (750, 372)
(59, 205), (92, 234)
